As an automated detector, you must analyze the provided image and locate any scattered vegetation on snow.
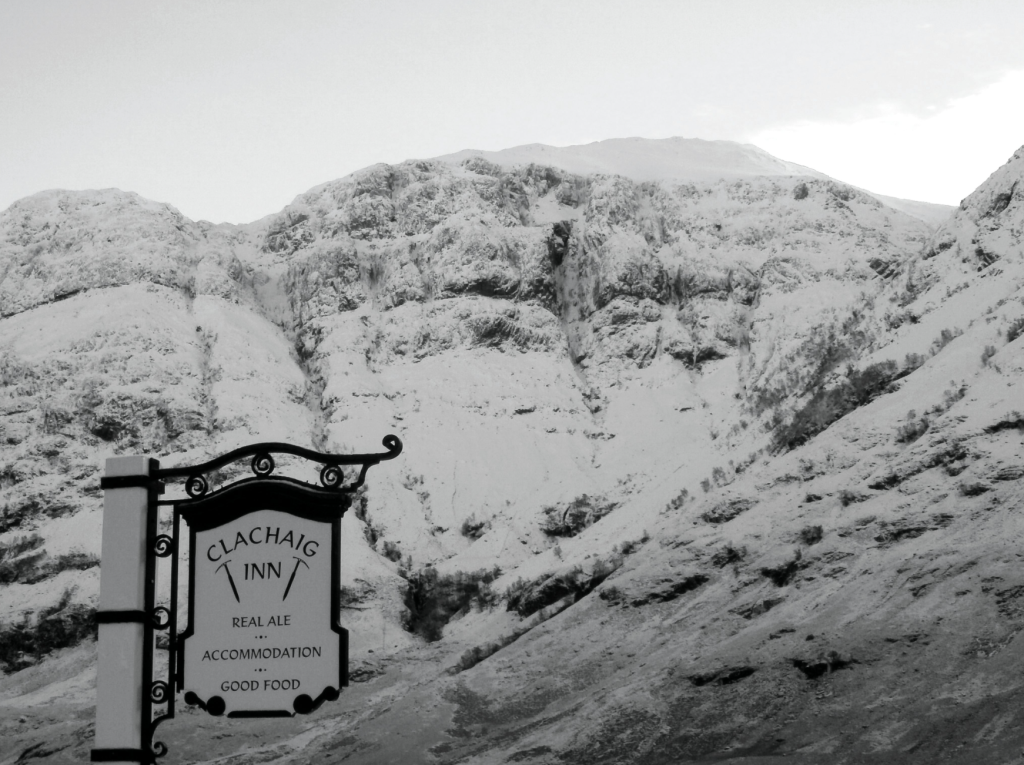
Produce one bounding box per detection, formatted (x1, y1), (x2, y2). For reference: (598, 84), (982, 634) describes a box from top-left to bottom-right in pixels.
(895, 410), (931, 444)
(1007, 316), (1024, 343)
(0, 588), (95, 672)
(540, 494), (617, 538)
(505, 557), (621, 618)
(402, 566), (502, 642)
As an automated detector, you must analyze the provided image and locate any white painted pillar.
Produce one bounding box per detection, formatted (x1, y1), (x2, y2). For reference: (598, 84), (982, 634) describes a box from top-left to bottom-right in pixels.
(94, 456), (152, 763)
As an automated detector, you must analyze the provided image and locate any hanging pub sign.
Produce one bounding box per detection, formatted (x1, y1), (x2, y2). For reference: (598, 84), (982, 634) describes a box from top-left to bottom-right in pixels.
(180, 485), (346, 717)
(91, 437), (402, 764)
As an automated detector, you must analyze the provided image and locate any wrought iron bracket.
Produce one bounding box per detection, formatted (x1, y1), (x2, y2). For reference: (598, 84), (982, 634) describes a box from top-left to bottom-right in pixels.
(91, 748), (147, 762)
(95, 609), (148, 624)
(99, 475), (165, 494)
(153, 437), (402, 496)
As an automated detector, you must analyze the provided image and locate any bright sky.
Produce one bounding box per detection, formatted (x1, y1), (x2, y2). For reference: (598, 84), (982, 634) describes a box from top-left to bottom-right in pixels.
(2, 0), (1022, 223)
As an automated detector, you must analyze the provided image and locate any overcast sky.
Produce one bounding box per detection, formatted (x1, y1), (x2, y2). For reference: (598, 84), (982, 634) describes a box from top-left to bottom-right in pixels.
(2, 0), (1023, 223)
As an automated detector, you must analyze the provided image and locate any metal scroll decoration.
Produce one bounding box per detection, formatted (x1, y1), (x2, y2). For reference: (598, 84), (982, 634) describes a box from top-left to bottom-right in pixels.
(99, 437), (401, 764)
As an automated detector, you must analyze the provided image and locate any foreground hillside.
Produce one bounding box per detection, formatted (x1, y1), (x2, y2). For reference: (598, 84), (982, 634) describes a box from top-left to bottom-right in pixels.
(1, 139), (1022, 763)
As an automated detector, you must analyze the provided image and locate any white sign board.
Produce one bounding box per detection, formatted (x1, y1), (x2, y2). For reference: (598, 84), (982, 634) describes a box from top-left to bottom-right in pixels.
(182, 508), (343, 716)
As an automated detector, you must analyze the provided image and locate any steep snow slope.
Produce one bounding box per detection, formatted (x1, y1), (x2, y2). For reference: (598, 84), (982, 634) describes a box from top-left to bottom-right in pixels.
(868, 191), (956, 227)
(247, 156), (933, 581)
(0, 140), (1020, 764)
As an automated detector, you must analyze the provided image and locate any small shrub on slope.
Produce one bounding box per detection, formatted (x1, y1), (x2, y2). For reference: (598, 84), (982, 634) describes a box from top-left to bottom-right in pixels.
(403, 567), (501, 642)
(895, 410), (930, 444)
(701, 498), (756, 524)
(617, 532), (650, 556)
(540, 494), (616, 538)
(926, 382), (968, 417)
(1007, 317), (1024, 344)
(381, 540), (403, 563)
(799, 525), (824, 545)
(771, 357), (923, 453)
(838, 489), (869, 507)
(0, 534), (45, 584)
(761, 558), (800, 587)
(451, 627), (531, 674)
(459, 517), (488, 540)
(0, 535), (99, 586)
(711, 545), (746, 568)
(505, 557), (621, 618)
(931, 328), (961, 355)
(664, 488), (690, 511)
(0, 588), (96, 672)
(904, 352), (927, 371)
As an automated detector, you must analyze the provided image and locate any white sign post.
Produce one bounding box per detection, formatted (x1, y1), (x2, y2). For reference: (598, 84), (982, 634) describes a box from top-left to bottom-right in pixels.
(93, 456), (156, 764)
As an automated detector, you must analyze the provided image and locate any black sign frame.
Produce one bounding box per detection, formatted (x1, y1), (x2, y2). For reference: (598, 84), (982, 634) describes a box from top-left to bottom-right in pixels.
(92, 437), (402, 764)
(178, 476), (349, 717)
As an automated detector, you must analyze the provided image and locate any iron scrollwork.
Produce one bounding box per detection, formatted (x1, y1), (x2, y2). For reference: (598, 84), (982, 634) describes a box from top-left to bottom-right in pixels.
(151, 607), (171, 631)
(153, 535), (173, 557)
(150, 680), (170, 704)
(251, 452), (275, 477)
(185, 474), (208, 498)
(160, 438), (403, 500)
(320, 464), (343, 488)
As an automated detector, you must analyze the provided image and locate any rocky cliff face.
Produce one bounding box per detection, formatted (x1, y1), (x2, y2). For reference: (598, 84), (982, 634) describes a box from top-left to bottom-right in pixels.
(2, 139), (1023, 764)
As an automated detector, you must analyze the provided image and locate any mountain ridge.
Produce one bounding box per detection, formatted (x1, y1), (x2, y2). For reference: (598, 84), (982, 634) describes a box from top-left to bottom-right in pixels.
(3, 137), (954, 230)
(434, 136), (827, 182)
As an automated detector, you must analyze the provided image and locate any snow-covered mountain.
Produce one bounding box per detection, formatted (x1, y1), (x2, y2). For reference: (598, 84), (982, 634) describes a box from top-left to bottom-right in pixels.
(437, 136), (827, 183)
(438, 137), (955, 227)
(2, 138), (1022, 764)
